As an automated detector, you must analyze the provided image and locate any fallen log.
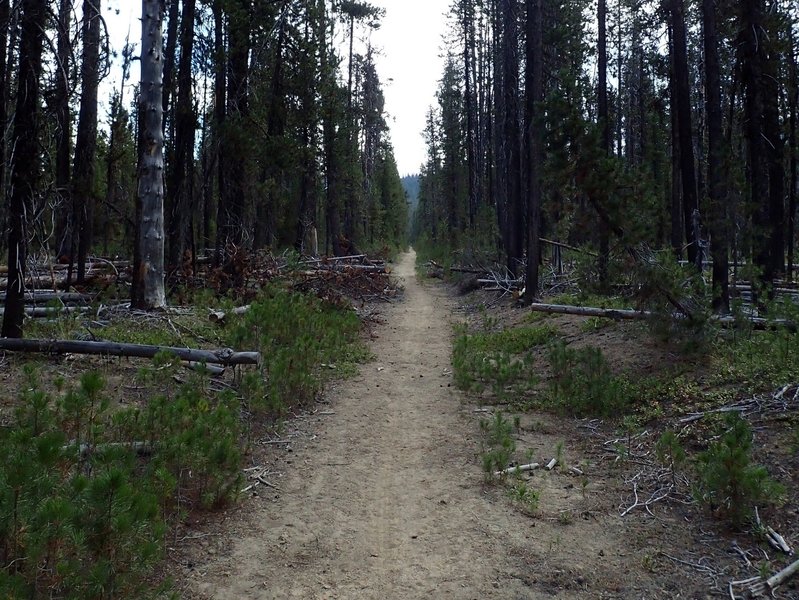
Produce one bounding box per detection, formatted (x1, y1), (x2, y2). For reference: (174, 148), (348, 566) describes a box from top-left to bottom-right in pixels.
(65, 441), (153, 458)
(0, 292), (94, 303)
(529, 303), (648, 320)
(0, 338), (260, 365)
(0, 306), (91, 318)
(528, 303), (796, 331)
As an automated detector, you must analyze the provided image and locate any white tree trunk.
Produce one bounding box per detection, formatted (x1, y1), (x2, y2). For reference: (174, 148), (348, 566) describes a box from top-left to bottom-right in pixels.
(135, 0), (166, 309)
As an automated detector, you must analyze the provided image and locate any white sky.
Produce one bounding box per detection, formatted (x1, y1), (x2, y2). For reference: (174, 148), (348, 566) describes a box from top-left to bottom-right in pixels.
(102, 0), (450, 176)
(358, 0), (450, 175)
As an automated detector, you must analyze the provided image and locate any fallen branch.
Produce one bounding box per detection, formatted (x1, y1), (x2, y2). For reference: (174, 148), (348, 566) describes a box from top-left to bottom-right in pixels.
(0, 338), (260, 365)
(208, 305), (251, 323)
(65, 441), (153, 458)
(494, 463), (540, 477)
(730, 557), (799, 598)
(539, 237), (598, 257)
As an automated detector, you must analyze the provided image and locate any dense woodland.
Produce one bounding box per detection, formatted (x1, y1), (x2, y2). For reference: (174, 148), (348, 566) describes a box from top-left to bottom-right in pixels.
(0, 0), (409, 337)
(413, 0), (799, 316)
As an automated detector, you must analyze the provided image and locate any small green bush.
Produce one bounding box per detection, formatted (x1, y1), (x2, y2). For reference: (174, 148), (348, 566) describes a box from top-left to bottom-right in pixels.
(479, 411), (517, 479)
(546, 342), (632, 417)
(227, 285), (369, 414)
(694, 413), (784, 528)
(0, 363), (241, 598)
(452, 325), (554, 398)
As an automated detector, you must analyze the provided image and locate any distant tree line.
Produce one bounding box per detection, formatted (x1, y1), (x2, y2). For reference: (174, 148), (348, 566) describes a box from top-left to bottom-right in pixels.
(412, 0), (798, 312)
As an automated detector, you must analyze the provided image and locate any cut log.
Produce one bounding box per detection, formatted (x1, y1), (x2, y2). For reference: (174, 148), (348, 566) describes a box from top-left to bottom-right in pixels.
(0, 306), (91, 318)
(529, 303), (649, 320)
(66, 441), (153, 458)
(528, 303), (796, 331)
(0, 338), (260, 365)
(208, 305), (251, 323)
(0, 292), (94, 303)
(494, 463), (540, 477)
(184, 361), (226, 375)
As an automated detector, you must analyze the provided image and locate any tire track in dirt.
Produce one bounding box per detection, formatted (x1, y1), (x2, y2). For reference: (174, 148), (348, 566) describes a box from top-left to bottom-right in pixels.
(183, 250), (535, 599)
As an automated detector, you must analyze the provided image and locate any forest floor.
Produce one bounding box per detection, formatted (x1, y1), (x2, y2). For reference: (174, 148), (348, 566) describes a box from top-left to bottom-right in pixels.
(170, 249), (798, 599)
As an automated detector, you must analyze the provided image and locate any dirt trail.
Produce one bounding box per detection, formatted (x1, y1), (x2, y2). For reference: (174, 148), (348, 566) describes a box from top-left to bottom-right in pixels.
(184, 250), (535, 599)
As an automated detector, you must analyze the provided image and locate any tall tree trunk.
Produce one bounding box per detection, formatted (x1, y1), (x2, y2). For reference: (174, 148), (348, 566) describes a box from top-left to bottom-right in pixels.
(500, 0), (523, 276)
(741, 0), (773, 300)
(703, 0), (729, 313)
(523, 0), (542, 303)
(255, 14), (287, 251)
(597, 0), (610, 284)
(103, 42), (133, 257)
(668, 21), (683, 258)
(54, 0), (72, 260)
(2, 0), (47, 338)
(491, 0), (506, 254)
(763, 33), (785, 277)
(212, 0), (226, 263)
(463, 0), (478, 229)
(0, 0), (8, 213)
(219, 0), (251, 248)
(789, 16), (798, 282)
(132, 0), (166, 309)
(167, 0), (197, 269)
(161, 0), (180, 135)
(72, 0), (102, 284)
(670, 0), (700, 267)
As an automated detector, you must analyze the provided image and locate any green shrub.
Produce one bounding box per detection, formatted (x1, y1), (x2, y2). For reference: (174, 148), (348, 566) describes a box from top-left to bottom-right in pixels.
(0, 363), (241, 598)
(227, 285), (368, 414)
(479, 411), (517, 479)
(452, 325), (554, 398)
(0, 370), (166, 598)
(546, 342), (632, 417)
(694, 413), (784, 528)
(655, 430), (686, 485)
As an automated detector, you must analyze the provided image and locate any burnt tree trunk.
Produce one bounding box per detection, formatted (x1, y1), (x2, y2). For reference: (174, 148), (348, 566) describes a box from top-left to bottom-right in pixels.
(212, 0), (225, 263)
(789, 17), (798, 282)
(132, 0), (166, 309)
(2, 0), (47, 338)
(703, 0), (730, 313)
(741, 0), (773, 300)
(71, 0), (102, 284)
(219, 0), (251, 248)
(167, 0), (197, 269)
(500, 0), (523, 276)
(669, 0), (700, 267)
(597, 0), (610, 284)
(54, 0), (72, 260)
(523, 0), (543, 303)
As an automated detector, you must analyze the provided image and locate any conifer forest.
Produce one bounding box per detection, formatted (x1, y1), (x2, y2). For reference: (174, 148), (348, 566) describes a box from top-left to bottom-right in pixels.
(1, 0), (799, 598)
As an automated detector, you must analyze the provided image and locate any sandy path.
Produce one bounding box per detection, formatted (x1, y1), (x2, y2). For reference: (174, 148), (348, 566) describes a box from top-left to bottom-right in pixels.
(186, 250), (533, 599)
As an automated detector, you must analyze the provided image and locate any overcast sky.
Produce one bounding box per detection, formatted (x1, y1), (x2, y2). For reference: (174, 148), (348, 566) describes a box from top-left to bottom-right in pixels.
(103, 1), (450, 176)
(359, 0), (451, 175)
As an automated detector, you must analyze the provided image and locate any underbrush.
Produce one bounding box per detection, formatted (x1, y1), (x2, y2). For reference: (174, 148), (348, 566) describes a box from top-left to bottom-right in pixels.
(227, 285), (371, 414)
(692, 413), (785, 528)
(452, 324), (556, 399)
(546, 342), (634, 417)
(0, 361), (240, 598)
(2, 284), (372, 597)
